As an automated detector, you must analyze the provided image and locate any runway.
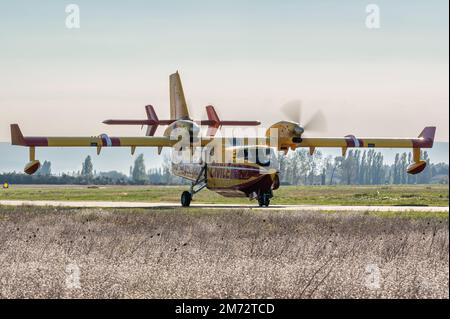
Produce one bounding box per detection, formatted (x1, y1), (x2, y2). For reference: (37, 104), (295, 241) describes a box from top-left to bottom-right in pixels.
(0, 200), (448, 212)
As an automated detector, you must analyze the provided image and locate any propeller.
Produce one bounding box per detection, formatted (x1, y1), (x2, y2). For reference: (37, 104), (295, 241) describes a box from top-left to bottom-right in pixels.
(281, 100), (328, 132)
(281, 100), (302, 124)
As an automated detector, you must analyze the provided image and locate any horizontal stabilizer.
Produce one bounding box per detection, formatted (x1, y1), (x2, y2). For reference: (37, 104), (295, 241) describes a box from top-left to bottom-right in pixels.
(204, 105), (261, 136)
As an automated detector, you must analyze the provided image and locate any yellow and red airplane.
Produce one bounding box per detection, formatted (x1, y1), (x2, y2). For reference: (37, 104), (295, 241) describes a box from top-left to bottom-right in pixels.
(10, 72), (436, 207)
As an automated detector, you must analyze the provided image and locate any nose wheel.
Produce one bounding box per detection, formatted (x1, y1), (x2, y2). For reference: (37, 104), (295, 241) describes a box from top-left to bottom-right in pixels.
(180, 164), (207, 207)
(181, 191), (192, 207)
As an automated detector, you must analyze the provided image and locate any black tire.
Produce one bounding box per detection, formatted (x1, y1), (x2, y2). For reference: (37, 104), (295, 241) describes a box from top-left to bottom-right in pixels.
(258, 194), (270, 207)
(181, 191), (192, 207)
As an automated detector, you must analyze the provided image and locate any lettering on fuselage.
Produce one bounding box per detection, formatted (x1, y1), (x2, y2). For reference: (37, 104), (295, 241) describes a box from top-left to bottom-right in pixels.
(172, 162), (262, 181)
(172, 163), (203, 180)
(208, 164), (261, 180)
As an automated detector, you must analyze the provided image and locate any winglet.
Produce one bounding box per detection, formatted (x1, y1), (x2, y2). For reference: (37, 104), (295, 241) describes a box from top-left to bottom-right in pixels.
(419, 126), (436, 140)
(10, 124), (26, 146)
(417, 126), (436, 148)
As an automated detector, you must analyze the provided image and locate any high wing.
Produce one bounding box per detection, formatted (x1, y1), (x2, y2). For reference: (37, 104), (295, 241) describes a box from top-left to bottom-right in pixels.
(298, 127), (436, 152)
(11, 123), (436, 176)
(201, 126), (436, 151)
(10, 123), (184, 174)
(11, 124), (176, 150)
(203, 126), (436, 175)
(272, 126), (436, 175)
(13, 123), (435, 150)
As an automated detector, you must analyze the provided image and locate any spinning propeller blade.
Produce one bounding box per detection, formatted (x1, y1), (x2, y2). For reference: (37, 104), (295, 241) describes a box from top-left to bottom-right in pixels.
(281, 100), (327, 133)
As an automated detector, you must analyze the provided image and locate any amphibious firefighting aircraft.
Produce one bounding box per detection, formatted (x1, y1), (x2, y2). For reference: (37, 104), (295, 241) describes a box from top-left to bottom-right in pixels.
(10, 72), (436, 207)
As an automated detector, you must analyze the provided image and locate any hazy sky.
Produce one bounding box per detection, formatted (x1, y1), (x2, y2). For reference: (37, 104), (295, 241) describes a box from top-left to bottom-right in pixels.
(0, 0), (448, 143)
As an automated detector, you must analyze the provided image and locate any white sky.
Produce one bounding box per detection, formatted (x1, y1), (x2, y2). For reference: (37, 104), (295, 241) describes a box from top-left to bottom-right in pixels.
(0, 1), (448, 142)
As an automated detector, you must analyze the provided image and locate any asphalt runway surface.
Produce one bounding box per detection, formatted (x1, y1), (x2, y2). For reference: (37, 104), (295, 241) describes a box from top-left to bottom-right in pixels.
(0, 200), (448, 212)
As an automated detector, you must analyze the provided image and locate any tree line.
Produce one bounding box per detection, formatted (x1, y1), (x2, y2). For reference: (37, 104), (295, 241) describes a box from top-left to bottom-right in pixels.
(1, 150), (448, 185)
(278, 149), (447, 185)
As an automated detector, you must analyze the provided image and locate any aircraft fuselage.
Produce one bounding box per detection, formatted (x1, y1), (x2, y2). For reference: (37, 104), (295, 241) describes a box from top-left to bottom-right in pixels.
(172, 161), (279, 198)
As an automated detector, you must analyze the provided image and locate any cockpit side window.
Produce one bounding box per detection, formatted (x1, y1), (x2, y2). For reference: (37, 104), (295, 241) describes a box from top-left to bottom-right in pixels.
(235, 147), (277, 168)
(236, 148), (248, 163)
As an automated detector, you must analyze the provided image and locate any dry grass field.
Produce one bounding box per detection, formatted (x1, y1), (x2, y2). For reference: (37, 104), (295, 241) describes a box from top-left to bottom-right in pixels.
(0, 206), (448, 299)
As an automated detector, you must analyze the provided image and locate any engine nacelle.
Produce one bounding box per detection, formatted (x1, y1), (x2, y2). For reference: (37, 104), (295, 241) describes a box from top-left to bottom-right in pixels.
(265, 121), (304, 152)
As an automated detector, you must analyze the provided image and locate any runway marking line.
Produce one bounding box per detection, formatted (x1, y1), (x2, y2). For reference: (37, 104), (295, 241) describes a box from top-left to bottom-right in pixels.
(0, 200), (448, 212)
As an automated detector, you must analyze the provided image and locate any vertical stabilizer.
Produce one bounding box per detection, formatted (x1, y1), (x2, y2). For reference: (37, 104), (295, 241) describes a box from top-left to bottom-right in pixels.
(169, 71), (190, 120)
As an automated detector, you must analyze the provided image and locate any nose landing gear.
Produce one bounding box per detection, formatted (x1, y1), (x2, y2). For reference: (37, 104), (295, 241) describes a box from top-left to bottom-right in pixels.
(180, 164), (207, 207)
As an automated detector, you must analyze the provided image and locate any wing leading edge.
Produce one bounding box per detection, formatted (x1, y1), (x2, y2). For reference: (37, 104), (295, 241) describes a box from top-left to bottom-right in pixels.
(11, 124), (176, 149)
(11, 124), (436, 175)
(297, 126), (436, 151)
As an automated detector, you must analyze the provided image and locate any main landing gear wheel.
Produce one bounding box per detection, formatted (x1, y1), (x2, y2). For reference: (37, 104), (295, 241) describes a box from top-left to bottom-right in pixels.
(181, 191), (192, 207)
(258, 193), (271, 207)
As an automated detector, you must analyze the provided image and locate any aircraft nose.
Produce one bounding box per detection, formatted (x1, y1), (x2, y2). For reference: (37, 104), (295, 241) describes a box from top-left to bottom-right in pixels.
(260, 167), (278, 175)
(271, 173), (280, 190)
